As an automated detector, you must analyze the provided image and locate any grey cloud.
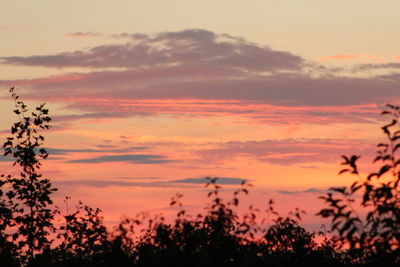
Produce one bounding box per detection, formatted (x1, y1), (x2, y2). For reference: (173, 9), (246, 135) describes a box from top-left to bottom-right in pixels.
(153, 29), (217, 42)
(111, 33), (149, 40)
(170, 177), (246, 185)
(53, 112), (134, 122)
(55, 176), (246, 188)
(277, 188), (326, 195)
(353, 63), (400, 72)
(46, 146), (148, 155)
(1, 147), (151, 164)
(46, 148), (103, 155)
(1, 147), (148, 162)
(3, 68), (398, 108)
(1, 29), (303, 72)
(0, 155), (13, 162)
(375, 72), (400, 82)
(55, 180), (161, 188)
(67, 154), (173, 164)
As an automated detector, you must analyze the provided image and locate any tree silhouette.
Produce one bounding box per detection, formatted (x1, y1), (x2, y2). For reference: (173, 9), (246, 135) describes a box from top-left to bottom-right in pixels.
(1, 87), (56, 264)
(55, 199), (110, 265)
(318, 104), (400, 265)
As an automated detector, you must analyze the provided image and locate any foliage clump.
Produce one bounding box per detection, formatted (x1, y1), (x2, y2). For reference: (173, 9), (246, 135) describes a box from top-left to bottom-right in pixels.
(318, 104), (400, 265)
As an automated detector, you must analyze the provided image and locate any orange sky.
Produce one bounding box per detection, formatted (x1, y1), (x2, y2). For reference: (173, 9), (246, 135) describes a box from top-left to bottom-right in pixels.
(1, 1), (400, 231)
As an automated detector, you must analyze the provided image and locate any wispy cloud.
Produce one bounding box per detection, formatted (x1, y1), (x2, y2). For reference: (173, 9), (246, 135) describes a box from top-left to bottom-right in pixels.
(46, 147), (149, 155)
(0, 155), (14, 162)
(67, 154), (174, 164)
(3, 70), (398, 107)
(352, 62), (400, 71)
(276, 187), (326, 195)
(171, 177), (246, 185)
(316, 54), (376, 61)
(196, 138), (372, 166)
(65, 31), (102, 38)
(55, 176), (246, 188)
(59, 99), (381, 125)
(0, 146), (151, 161)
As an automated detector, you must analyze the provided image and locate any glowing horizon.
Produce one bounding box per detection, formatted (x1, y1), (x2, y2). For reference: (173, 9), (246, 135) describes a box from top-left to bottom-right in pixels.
(1, 2), (399, 230)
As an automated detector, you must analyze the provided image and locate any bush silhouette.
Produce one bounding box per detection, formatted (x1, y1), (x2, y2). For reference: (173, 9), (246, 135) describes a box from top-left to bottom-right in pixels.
(318, 104), (400, 265)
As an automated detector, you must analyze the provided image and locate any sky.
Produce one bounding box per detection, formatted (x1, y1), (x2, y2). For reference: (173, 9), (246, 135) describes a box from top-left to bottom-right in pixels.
(1, 0), (400, 229)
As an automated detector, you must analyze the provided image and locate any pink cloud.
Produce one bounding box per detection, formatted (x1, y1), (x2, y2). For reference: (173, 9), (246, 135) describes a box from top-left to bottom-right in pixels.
(195, 138), (374, 166)
(316, 54), (376, 61)
(65, 31), (101, 38)
(54, 99), (380, 125)
(3, 68), (398, 107)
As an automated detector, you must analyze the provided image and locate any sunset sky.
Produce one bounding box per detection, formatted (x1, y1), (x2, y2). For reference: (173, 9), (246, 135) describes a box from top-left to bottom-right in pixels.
(1, 0), (400, 229)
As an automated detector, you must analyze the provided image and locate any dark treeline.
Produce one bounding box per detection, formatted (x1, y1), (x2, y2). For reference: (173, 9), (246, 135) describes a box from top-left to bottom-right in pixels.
(1, 87), (400, 267)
